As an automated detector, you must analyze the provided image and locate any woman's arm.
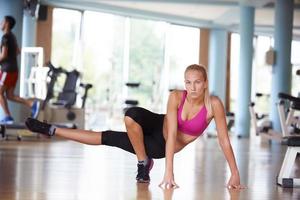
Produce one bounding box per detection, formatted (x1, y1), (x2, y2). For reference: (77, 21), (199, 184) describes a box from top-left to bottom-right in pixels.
(159, 91), (179, 188)
(211, 96), (244, 189)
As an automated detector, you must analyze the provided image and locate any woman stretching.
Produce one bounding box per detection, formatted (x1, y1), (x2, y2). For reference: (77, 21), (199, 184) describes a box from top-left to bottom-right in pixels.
(25, 64), (244, 189)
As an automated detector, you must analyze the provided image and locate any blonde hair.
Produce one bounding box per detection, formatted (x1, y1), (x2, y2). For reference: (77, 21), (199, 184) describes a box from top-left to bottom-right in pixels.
(185, 64), (212, 116)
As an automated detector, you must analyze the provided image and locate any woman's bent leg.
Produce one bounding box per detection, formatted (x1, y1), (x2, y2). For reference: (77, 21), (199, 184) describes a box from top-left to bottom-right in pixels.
(124, 107), (165, 160)
(123, 107), (165, 183)
(124, 116), (148, 161)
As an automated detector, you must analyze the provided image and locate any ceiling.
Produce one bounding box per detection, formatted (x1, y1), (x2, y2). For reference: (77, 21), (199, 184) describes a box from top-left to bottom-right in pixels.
(41, 0), (300, 39)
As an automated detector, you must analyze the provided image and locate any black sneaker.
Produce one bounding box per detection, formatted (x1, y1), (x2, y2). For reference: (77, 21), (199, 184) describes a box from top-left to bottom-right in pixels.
(136, 158), (154, 183)
(25, 118), (55, 136)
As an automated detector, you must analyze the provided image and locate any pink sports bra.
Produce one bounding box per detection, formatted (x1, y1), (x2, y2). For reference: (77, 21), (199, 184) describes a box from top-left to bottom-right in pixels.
(177, 91), (208, 136)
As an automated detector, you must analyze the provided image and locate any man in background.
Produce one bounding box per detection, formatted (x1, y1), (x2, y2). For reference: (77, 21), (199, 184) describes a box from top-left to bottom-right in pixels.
(0, 15), (39, 124)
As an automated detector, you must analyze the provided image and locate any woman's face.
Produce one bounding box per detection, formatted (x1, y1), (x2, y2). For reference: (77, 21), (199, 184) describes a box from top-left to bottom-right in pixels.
(184, 69), (207, 99)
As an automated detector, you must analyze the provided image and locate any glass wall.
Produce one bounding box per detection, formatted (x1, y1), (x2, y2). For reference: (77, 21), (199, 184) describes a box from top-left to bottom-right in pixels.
(128, 18), (166, 111)
(80, 11), (126, 130)
(51, 8), (200, 130)
(251, 36), (273, 114)
(51, 8), (82, 104)
(51, 8), (82, 70)
(229, 33), (239, 112)
(168, 25), (200, 90)
(230, 33), (300, 116)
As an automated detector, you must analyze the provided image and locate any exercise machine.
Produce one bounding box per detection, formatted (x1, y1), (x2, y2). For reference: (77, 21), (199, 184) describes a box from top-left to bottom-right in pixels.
(0, 62), (92, 140)
(38, 62), (92, 129)
(249, 93), (278, 141)
(0, 124), (38, 141)
(276, 69), (300, 187)
(123, 82), (140, 112)
(277, 93), (300, 136)
(249, 92), (300, 142)
(226, 112), (235, 131)
(277, 136), (300, 187)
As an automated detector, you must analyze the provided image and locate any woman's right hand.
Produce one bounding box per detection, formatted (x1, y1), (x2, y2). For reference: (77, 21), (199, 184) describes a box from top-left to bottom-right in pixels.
(159, 172), (179, 189)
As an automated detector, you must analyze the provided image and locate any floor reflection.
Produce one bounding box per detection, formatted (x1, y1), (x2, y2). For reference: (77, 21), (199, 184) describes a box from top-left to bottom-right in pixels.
(227, 188), (241, 200)
(1, 136), (300, 199)
(161, 188), (175, 200)
(136, 183), (152, 200)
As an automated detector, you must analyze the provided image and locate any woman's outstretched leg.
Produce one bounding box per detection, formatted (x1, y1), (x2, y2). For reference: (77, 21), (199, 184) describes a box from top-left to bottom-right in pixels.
(25, 118), (101, 145)
(55, 128), (101, 145)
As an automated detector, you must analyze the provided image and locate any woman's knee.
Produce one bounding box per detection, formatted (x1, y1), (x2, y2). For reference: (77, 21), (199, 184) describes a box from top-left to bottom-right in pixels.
(124, 115), (138, 129)
(124, 107), (143, 128)
(125, 107), (141, 121)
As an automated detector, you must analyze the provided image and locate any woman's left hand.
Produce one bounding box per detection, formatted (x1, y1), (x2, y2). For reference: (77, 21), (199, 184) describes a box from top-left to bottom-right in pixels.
(227, 172), (246, 190)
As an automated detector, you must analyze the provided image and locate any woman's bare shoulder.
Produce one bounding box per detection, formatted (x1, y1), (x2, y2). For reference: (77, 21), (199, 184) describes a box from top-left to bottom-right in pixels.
(210, 95), (221, 104)
(168, 90), (185, 106)
(209, 95), (225, 111)
(170, 90), (184, 100)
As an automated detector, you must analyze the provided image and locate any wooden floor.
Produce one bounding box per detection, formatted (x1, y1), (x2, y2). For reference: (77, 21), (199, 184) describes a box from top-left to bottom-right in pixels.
(1, 134), (300, 200)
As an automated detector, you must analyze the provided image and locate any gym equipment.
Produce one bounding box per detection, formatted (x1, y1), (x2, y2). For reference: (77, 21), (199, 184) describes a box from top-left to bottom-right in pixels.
(277, 136), (300, 187)
(20, 47), (44, 98)
(226, 112), (235, 131)
(38, 62), (92, 129)
(206, 111), (235, 138)
(249, 92), (300, 142)
(27, 66), (49, 99)
(277, 93), (300, 137)
(0, 62), (92, 140)
(0, 62), (60, 140)
(0, 124), (38, 141)
(0, 122), (79, 141)
(276, 69), (300, 188)
(249, 93), (277, 140)
(124, 82), (140, 112)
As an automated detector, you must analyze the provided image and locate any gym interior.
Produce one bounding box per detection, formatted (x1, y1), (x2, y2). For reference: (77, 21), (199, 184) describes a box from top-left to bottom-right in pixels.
(0, 0), (300, 199)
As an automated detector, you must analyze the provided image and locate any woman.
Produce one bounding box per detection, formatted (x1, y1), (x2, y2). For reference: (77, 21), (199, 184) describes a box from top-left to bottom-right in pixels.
(25, 64), (243, 189)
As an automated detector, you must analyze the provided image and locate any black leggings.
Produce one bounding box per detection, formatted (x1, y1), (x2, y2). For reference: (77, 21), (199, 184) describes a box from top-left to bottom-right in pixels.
(101, 107), (166, 159)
